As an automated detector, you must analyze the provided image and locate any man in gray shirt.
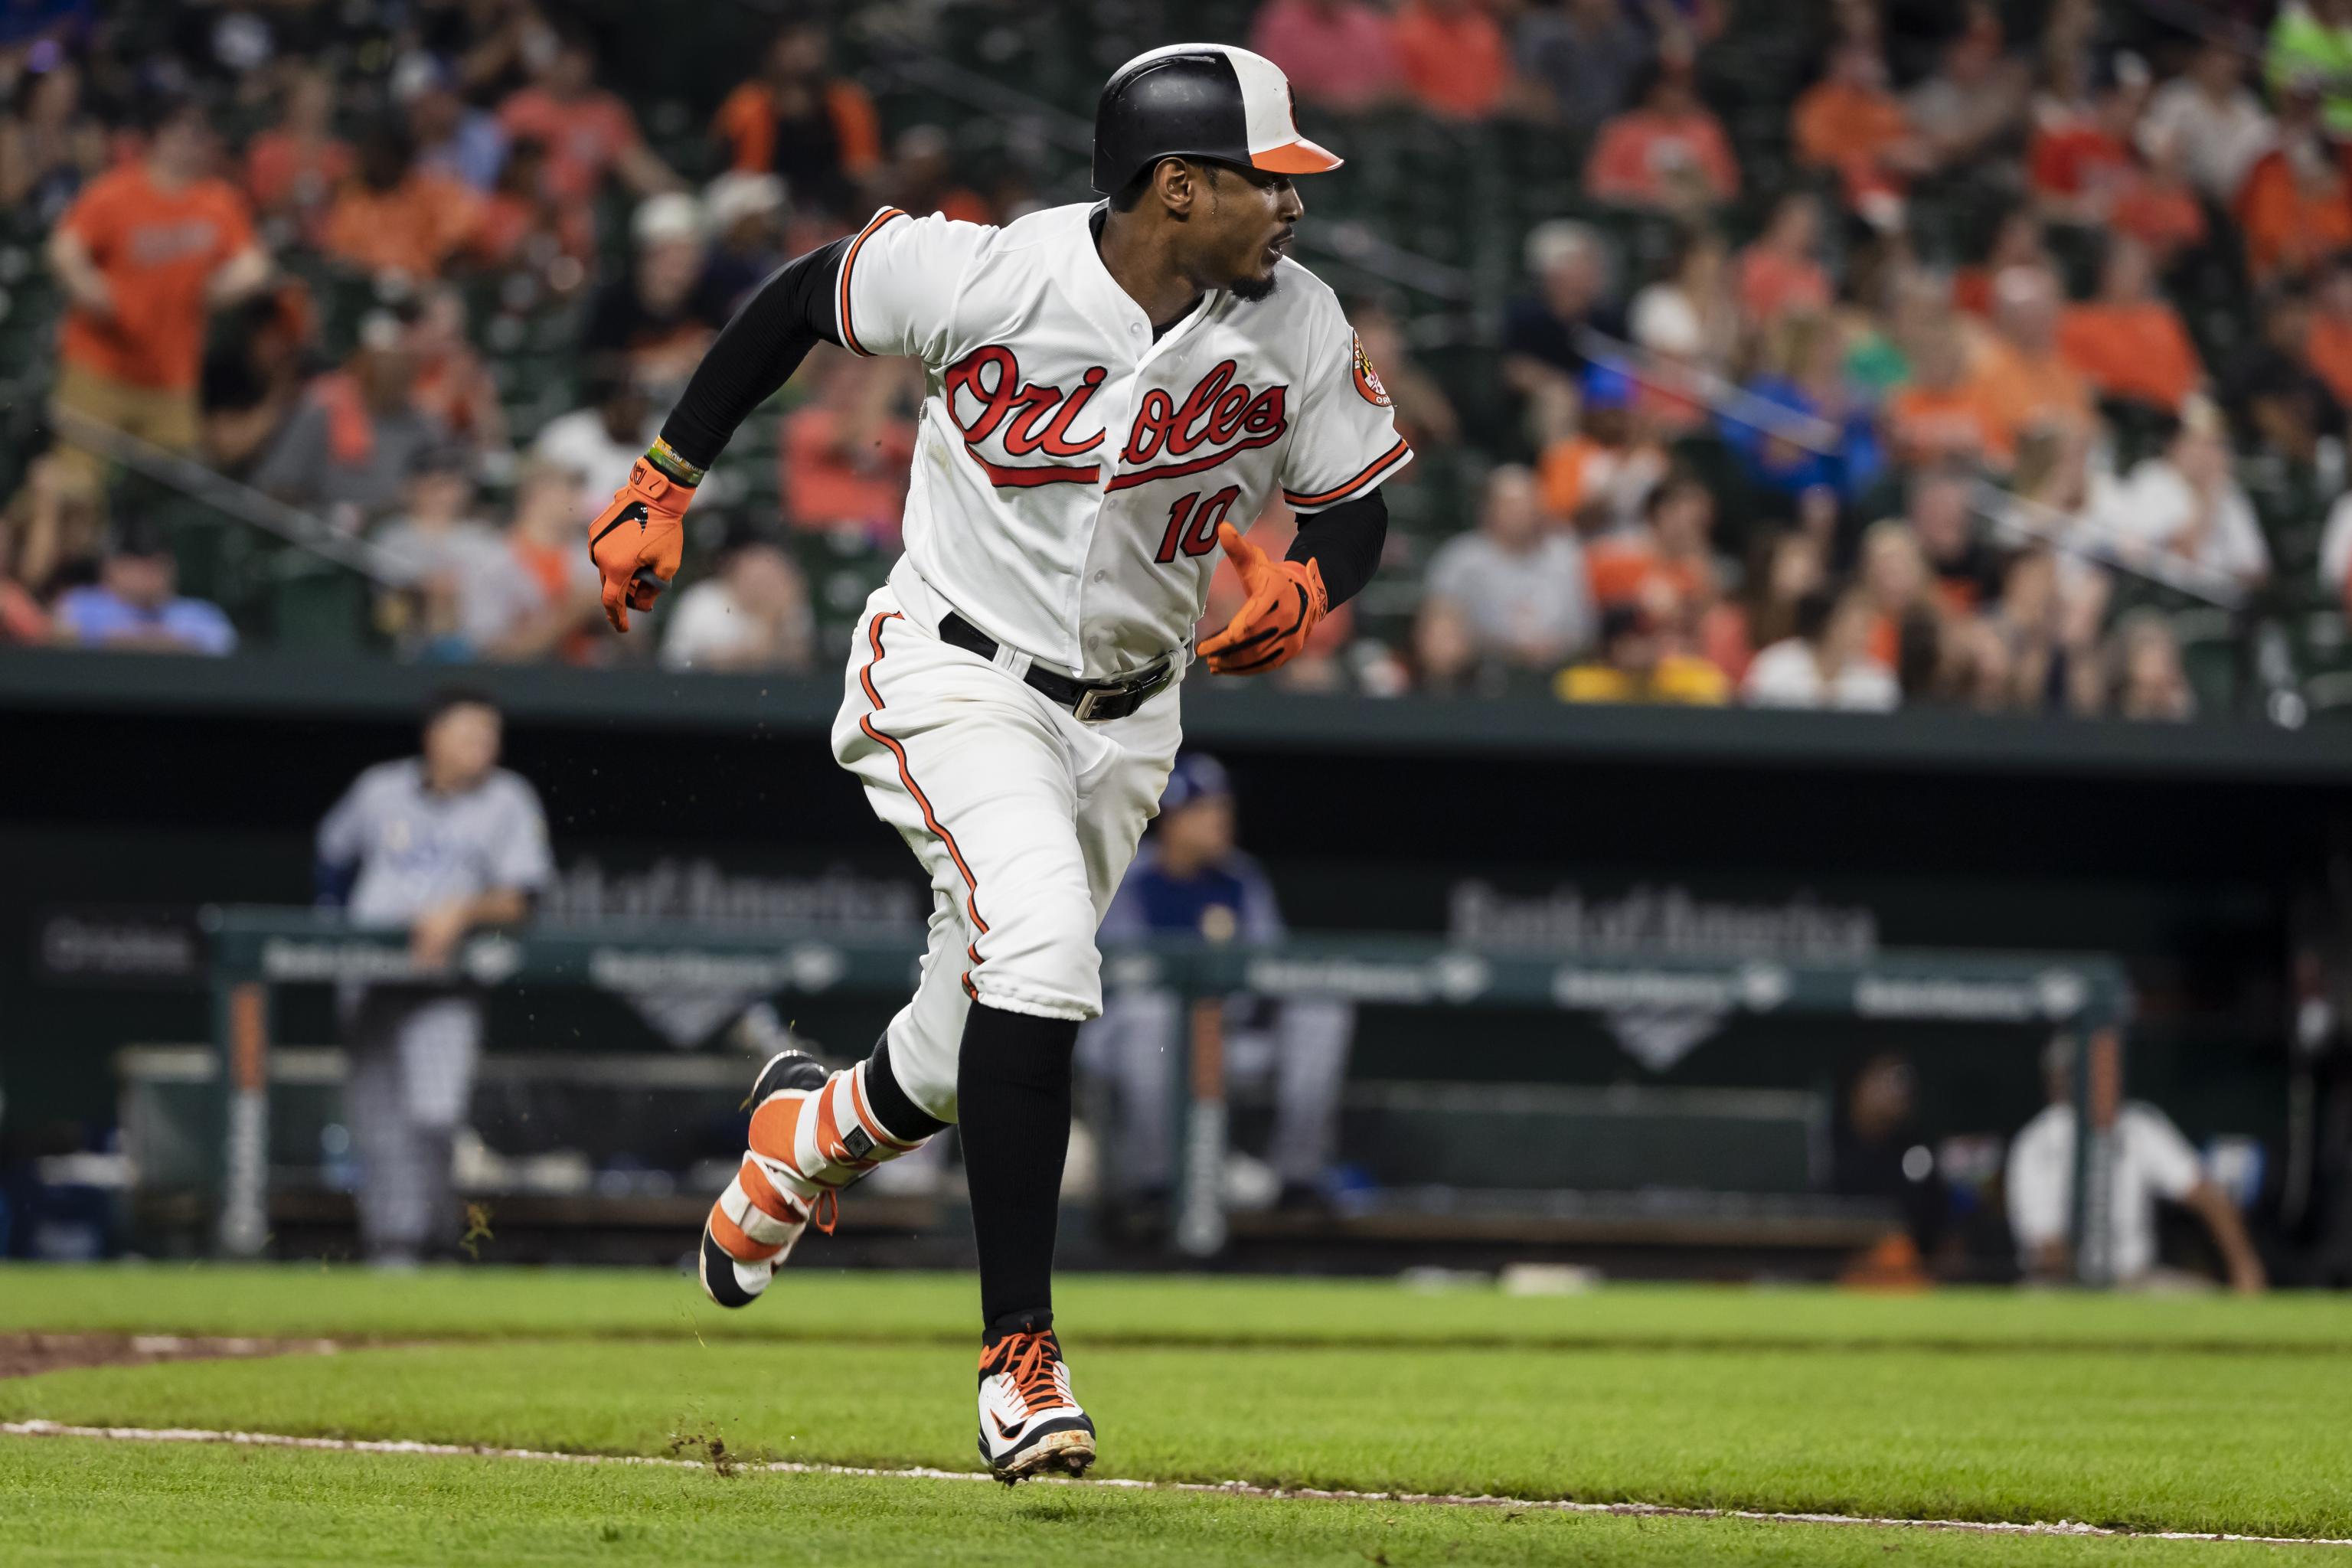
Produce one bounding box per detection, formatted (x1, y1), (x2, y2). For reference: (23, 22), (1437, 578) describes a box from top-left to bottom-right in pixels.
(315, 688), (552, 1263)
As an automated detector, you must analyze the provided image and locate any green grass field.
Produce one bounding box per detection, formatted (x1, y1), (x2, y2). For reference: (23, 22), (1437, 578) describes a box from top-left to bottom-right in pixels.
(2, 1266), (2348, 1566)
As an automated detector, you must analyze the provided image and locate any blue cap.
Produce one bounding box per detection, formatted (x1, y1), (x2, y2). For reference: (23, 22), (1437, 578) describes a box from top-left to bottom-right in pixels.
(1581, 363), (1637, 412)
(1161, 753), (1231, 812)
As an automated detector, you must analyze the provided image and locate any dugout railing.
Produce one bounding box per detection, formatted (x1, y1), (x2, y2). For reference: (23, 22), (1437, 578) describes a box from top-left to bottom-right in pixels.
(201, 906), (2132, 1284)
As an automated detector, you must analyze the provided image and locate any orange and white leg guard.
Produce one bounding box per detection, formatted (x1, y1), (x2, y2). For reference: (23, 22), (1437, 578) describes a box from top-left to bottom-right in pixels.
(700, 1053), (932, 1308)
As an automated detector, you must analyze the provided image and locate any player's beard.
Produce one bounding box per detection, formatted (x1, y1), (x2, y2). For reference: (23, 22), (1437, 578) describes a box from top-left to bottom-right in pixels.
(1229, 269), (1281, 303)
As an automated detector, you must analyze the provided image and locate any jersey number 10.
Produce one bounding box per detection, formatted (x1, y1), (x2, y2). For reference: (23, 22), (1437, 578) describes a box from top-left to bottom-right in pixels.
(1153, 485), (1243, 565)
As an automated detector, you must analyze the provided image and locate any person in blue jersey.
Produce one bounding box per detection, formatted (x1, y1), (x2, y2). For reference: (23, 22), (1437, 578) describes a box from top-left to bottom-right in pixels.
(1078, 752), (1353, 1223)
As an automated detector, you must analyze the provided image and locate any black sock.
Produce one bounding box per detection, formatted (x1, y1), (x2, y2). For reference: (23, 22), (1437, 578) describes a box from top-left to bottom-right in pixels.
(957, 1002), (1078, 1334)
(863, 1035), (950, 1144)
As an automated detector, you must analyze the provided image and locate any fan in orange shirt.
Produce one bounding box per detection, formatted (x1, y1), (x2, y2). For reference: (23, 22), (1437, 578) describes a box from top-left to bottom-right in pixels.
(712, 20), (884, 221)
(47, 97), (272, 495)
(245, 67), (350, 240)
(2234, 92), (2352, 284)
(1583, 473), (1719, 628)
(1735, 191), (1832, 325)
(1792, 42), (1929, 219)
(1586, 59), (1741, 211)
(1965, 266), (2094, 466)
(2311, 256), (2352, 410)
(496, 31), (678, 207)
(2056, 236), (2205, 413)
(1392, 0), (1512, 121)
(1883, 312), (1992, 468)
(320, 122), (485, 281)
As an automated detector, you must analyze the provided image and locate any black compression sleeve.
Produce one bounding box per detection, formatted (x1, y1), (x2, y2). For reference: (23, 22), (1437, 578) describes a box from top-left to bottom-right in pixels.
(655, 237), (850, 472)
(1285, 488), (1388, 609)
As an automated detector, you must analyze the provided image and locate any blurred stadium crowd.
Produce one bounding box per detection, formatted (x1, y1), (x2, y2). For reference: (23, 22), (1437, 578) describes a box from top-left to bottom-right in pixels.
(1, 0), (2350, 720)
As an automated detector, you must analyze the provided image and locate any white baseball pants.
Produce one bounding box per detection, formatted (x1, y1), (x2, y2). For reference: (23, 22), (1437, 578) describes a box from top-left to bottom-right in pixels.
(830, 583), (1184, 1122)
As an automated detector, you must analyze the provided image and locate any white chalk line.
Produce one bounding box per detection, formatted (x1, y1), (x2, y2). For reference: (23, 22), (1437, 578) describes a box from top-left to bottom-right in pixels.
(6, 1419), (2347, 1550)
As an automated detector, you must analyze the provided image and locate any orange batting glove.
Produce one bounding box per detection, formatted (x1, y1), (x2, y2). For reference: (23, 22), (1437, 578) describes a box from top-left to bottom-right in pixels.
(1198, 521), (1328, 675)
(587, 455), (693, 632)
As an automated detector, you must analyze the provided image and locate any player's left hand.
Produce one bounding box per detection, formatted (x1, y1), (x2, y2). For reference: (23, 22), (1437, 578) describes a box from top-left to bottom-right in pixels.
(1199, 521), (1327, 676)
(587, 459), (692, 632)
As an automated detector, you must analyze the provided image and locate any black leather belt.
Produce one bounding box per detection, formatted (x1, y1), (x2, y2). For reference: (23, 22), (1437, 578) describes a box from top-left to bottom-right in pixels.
(938, 612), (1174, 723)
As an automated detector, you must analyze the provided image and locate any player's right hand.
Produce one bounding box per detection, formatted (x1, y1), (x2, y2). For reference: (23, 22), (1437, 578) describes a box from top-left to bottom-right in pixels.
(587, 458), (693, 632)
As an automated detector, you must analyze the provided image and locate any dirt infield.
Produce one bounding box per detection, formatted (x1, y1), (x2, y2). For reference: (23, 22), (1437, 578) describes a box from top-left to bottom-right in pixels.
(0, 1334), (341, 1380)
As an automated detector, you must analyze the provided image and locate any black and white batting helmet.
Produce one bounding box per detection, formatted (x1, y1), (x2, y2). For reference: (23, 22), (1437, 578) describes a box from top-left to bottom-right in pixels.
(1091, 43), (1344, 196)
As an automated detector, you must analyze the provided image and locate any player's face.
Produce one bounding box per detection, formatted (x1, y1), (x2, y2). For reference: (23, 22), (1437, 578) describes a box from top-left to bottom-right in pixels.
(424, 705), (501, 792)
(1202, 164), (1303, 302)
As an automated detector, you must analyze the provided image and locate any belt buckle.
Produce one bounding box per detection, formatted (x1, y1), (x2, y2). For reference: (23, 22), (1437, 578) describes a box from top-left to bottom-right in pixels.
(1072, 686), (1110, 723)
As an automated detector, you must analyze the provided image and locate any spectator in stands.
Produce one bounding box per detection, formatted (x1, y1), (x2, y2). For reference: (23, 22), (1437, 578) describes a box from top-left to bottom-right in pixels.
(243, 67), (350, 244)
(534, 368), (655, 498)
(2026, 52), (2148, 228)
(1854, 518), (1939, 679)
(404, 288), (508, 460)
(372, 447), (502, 661)
(1393, 0), (1513, 121)
(1907, 462), (2004, 616)
(1742, 586), (1898, 710)
(1585, 472), (1718, 625)
(2056, 237), (2204, 417)
(1538, 364), (1668, 534)
(1351, 295), (1459, 452)
(320, 119), (486, 283)
(1904, 3), (2030, 176)
(1555, 603), (1729, 704)
(2008, 1030), (2262, 1289)
(2270, 0), (2352, 140)
(1501, 220), (1620, 438)
(585, 193), (733, 392)
(1965, 266), (2093, 467)
(496, 27), (677, 207)
(1250, 0), (1401, 113)
(886, 124), (991, 225)
(253, 313), (447, 527)
(47, 95), (271, 500)
(475, 136), (596, 283)
(1883, 309), (1991, 469)
(1418, 464), (1594, 685)
(1629, 224), (1738, 379)
(2107, 410), (2270, 592)
(2236, 88), (2352, 285)
(315, 688), (552, 1266)
(1079, 753), (1355, 1217)
(201, 283), (314, 477)
(399, 54), (508, 194)
(1516, 0), (1648, 136)
(1952, 206), (2050, 318)
(659, 521), (815, 674)
(2309, 256), (2352, 413)
(1984, 547), (2105, 715)
(2222, 287), (2344, 466)
(2106, 610), (2195, 722)
(1585, 55), (1740, 212)
(1792, 40), (1926, 226)
(711, 19), (882, 224)
(1735, 191), (1831, 328)
(0, 510), (47, 645)
(0, 449), (95, 603)
(459, 460), (604, 663)
(2108, 122), (2208, 270)
(701, 172), (789, 312)
(2141, 40), (2273, 207)
(0, 57), (106, 227)
(782, 350), (920, 544)
(1712, 528), (1824, 684)
(51, 519), (237, 655)
(1725, 311), (1883, 519)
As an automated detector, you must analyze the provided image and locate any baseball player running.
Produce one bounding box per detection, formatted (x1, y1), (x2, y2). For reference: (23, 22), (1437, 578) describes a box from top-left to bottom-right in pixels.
(588, 44), (1408, 1482)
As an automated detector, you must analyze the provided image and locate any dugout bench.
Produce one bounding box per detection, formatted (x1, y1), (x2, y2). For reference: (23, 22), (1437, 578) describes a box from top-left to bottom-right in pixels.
(200, 906), (2133, 1283)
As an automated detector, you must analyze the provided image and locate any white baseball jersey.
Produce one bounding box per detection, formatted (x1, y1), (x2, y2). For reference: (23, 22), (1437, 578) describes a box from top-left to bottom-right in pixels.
(835, 201), (1411, 681)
